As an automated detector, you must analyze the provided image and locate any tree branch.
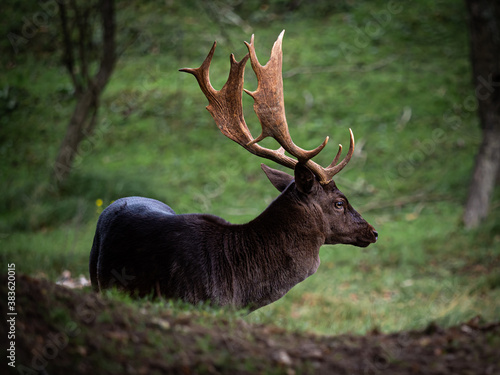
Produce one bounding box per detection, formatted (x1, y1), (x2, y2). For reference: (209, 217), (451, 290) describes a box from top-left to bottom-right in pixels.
(58, 2), (81, 94)
(70, 0), (89, 84)
(93, 0), (117, 92)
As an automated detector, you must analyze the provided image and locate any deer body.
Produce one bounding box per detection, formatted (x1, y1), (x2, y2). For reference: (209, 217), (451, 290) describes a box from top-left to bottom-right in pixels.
(90, 31), (377, 311)
(91, 165), (376, 310)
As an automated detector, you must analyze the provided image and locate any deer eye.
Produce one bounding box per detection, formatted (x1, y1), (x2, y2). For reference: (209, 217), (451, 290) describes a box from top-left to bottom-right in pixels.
(334, 201), (344, 210)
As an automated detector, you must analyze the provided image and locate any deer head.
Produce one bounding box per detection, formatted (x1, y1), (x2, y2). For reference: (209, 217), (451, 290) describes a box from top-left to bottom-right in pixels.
(260, 163), (377, 247)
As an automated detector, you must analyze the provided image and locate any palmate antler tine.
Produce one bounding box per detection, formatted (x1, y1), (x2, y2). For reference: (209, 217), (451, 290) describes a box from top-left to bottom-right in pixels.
(180, 43), (254, 146)
(180, 40), (298, 169)
(243, 30), (329, 162)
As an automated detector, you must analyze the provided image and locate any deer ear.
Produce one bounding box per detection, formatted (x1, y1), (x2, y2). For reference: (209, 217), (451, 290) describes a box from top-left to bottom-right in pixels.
(261, 164), (293, 192)
(294, 162), (315, 194)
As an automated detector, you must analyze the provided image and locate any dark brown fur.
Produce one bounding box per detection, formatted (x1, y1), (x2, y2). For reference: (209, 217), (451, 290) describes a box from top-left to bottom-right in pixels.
(89, 163), (377, 311)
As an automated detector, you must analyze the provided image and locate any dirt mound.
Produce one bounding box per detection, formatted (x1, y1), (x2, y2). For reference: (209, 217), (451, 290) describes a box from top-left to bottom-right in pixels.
(2, 274), (499, 374)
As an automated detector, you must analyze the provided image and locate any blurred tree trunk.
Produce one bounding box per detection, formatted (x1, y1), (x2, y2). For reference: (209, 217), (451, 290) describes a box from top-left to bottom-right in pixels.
(462, 0), (500, 229)
(53, 0), (116, 185)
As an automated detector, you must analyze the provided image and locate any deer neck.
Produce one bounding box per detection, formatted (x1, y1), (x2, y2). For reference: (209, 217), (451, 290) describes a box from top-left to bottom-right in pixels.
(224, 191), (324, 309)
(258, 192), (321, 235)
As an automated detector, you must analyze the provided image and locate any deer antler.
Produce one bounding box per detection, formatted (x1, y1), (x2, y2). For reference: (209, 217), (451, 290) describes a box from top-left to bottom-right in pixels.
(243, 31), (328, 162)
(180, 30), (354, 184)
(180, 42), (297, 169)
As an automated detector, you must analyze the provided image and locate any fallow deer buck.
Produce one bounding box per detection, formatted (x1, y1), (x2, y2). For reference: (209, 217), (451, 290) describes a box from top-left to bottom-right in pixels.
(90, 31), (378, 311)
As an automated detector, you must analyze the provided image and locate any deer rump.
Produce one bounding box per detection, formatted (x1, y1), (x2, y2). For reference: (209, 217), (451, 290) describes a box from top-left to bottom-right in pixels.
(89, 196), (241, 305)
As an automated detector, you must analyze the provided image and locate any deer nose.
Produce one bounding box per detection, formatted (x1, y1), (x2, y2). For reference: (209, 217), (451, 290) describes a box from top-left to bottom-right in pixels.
(373, 230), (378, 241)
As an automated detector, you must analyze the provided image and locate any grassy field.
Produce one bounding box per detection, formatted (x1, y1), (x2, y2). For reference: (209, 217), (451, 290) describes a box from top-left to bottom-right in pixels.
(1, 0), (499, 337)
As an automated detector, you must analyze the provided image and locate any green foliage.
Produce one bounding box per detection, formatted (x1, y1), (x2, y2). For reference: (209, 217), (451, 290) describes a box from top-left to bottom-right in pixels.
(1, 0), (498, 336)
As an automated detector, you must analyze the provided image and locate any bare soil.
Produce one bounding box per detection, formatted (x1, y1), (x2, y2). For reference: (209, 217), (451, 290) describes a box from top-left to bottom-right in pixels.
(2, 274), (499, 374)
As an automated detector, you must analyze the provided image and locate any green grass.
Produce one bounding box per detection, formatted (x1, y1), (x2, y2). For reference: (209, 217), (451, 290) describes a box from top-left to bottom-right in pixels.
(1, 0), (499, 336)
